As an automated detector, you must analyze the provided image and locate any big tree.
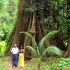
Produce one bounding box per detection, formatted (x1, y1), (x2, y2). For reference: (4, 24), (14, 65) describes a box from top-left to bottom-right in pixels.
(7, 0), (66, 57)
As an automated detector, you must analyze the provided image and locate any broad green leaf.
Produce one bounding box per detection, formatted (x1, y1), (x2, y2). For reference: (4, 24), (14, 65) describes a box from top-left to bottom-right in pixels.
(25, 46), (36, 57)
(20, 32), (38, 47)
(46, 45), (62, 56)
(38, 30), (58, 51)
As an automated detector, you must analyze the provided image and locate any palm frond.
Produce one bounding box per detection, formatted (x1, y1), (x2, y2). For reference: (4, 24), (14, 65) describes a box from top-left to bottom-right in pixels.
(38, 30), (58, 50)
(36, 47), (41, 57)
(25, 46), (36, 57)
(42, 45), (62, 57)
(20, 32), (37, 47)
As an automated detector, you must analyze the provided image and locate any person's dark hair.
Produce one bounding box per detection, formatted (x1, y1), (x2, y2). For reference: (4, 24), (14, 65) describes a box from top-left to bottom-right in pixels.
(19, 45), (24, 49)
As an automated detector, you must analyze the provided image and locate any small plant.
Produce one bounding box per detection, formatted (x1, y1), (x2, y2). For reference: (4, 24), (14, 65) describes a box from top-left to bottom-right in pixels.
(20, 30), (62, 70)
(58, 58), (70, 70)
(0, 65), (8, 70)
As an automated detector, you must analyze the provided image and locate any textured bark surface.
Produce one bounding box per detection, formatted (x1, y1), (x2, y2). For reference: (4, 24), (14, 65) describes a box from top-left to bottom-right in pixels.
(7, 0), (45, 57)
(68, 27), (70, 57)
(7, 0), (66, 58)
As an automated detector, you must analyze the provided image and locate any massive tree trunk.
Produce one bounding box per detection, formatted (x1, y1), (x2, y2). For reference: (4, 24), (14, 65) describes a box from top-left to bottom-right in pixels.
(7, 0), (66, 58)
(7, 0), (46, 57)
(64, 0), (70, 57)
(68, 27), (70, 57)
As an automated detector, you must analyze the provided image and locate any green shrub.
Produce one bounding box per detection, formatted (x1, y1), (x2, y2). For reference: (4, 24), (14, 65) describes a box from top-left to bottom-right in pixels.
(0, 41), (7, 56)
(0, 65), (8, 70)
(58, 58), (70, 70)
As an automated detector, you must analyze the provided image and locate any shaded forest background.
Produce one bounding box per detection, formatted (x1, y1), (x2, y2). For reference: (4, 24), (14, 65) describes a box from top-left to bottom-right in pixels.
(0, 0), (69, 58)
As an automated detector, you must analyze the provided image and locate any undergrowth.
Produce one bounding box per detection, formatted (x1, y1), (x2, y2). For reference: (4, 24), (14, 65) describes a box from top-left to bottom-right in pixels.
(25, 57), (70, 70)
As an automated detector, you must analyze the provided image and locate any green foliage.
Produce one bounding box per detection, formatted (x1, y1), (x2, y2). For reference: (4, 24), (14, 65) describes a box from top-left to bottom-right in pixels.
(39, 30), (58, 50)
(0, 41), (7, 56)
(45, 45), (62, 56)
(0, 65), (8, 70)
(58, 58), (70, 67)
(0, 0), (19, 40)
(0, 22), (8, 41)
(0, 0), (6, 10)
(24, 57), (70, 70)
(25, 46), (36, 57)
(0, 0), (5, 4)
(51, 0), (67, 40)
(20, 32), (38, 47)
(20, 30), (62, 58)
(31, 58), (41, 62)
(40, 16), (52, 25)
(0, 0), (19, 56)
(0, 31), (4, 40)
(20, 31), (60, 70)
(0, 56), (8, 61)
(24, 3), (44, 12)
(2, 22), (7, 31)
(24, 3), (37, 12)
(24, 0), (67, 41)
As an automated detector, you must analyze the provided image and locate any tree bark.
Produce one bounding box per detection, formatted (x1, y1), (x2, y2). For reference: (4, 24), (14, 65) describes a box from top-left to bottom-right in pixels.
(7, 0), (66, 58)
(68, 27), (70, 57)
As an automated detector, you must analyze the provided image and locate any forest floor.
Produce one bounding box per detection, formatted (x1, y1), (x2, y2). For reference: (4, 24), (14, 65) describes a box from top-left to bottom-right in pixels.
(0, 56), (31, 70)
(5, 60), (31, 70)
(0, 56), (70, 70)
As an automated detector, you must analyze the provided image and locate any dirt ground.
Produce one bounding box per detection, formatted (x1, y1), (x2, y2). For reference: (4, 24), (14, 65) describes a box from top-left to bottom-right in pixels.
(0, 57), (31, 70)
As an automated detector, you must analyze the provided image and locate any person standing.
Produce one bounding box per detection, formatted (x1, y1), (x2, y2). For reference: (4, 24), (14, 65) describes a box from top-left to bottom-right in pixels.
(18, 45), (25, 68)
(11, 44), (19, 67)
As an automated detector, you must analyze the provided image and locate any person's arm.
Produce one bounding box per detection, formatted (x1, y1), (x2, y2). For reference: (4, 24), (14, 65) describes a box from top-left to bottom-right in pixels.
(17, 48), (19, 54)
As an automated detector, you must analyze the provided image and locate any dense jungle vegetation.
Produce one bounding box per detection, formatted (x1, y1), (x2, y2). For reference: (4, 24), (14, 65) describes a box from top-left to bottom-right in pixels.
(0, 0), (70, 70)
